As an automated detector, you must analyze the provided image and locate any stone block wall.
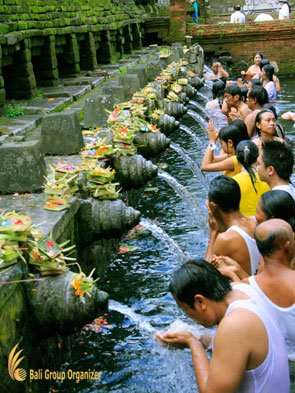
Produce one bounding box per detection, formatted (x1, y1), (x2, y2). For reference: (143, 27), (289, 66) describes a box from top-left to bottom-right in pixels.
(0, 0), (144, 103)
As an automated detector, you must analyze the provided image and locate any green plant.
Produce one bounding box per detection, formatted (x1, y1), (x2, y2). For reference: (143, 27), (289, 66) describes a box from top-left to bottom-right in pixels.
(35, 90), (44, 98)
(119, 66), (127, 74)
(3, 103), (24, 118)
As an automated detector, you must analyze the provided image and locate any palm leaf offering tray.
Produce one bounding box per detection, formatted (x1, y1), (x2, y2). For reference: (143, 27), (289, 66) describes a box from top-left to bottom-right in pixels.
(0, 212), (31, 233)
(0, 211), (32, 270)
(87, 165), (116, 184)
(91, 183), (121, 200)
(81, 141), (117, 159)
(43, 166), (79, 211)
(28, 237), (75, 277)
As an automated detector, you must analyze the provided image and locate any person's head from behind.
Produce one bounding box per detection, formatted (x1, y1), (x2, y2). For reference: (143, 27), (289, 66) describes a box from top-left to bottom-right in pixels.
(212, 80), (225, 100)
(254, 109), (276, 137)
(208, 175), (241, 220)
(169, 259), (231, 326)
(254, 219), (294, 261)
(236, 140), (259, 192)
(259, 58), (270, 70)
(261, 64), (274, 82)
(219, 119), (249, 154)
(247, 85), (269, 109)
(253, 52), (263, 65)
(256, 139), (293, 183)
(256, 190), (295, 231)
(251, 78), (263, 87)
(224, 84), (242, 107)
(234, 5), (241, 11)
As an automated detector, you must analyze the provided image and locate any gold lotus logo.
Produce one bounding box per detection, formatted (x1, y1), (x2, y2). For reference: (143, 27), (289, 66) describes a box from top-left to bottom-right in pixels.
(8, 344), (27, 382)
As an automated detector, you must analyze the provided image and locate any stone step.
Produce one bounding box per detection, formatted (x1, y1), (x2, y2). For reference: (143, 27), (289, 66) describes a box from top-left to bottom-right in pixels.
(40, 85), (92, 101)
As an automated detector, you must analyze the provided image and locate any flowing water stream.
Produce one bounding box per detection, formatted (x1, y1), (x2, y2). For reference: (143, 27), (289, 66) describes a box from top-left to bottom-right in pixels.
(54, 78), (295, 393)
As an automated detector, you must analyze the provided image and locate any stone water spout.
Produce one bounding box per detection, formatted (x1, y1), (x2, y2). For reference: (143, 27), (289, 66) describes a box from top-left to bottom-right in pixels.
(163, 101), (187, 118)
(134, 132), (170, 158)
(156, 114), (180, 136)
(77, 198), (141, 241)
(113, 154), (158, 189)
(25, 270), (109, 336)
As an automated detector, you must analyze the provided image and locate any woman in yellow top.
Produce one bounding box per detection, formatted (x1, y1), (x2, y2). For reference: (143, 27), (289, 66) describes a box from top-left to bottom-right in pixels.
(201, 119), (249, 177)
(233, 140), (270, 216)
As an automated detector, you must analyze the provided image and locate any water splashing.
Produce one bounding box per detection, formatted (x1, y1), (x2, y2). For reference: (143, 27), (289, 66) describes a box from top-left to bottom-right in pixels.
(196, 91), (210, 102)
(109, 300), (156, 333)
(189, 100), (209, 117)
(170, 142), (209, 191)
(140, 217), (188, 263)
(179, 124), (205, 148)
(158, 169), (208, 229)
(187, 109), (208, 129)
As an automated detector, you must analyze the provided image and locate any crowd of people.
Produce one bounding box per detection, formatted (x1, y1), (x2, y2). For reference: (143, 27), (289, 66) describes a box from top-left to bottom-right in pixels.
(156, 53), (295, 392)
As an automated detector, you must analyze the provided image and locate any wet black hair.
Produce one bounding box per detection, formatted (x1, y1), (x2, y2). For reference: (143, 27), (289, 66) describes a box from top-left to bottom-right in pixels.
(262, 64), (274, 82)
(209, 175), (241, 212)
(219, 119), (250, 151)
(261, 139), (294, 181)
(251, 79), (263, 87)
(240, 87), (248, 102)
(212, 79), (225, 100)
(260, 190), (295, 231)
(224, 84), (242, 98)
(259, 58), (270, 70)
(236, 140), (259, 193)
(234, 5), (241, 11)
(248, 86), (269, 106)
(169, 259), (231, 308)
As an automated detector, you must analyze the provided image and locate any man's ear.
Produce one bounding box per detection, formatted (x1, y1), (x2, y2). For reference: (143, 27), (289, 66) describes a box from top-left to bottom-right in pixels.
(194, 294), (207, 310)
(209, 200), (217, 212)
(267, 165), (275, 177)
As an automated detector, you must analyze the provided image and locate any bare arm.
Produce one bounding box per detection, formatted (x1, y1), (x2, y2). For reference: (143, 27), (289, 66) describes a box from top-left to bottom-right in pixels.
(201, 153), (235, 172)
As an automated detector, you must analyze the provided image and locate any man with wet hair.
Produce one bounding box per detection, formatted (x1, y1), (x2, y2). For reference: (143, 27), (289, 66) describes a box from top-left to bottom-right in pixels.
(244, 85), (269, 137)
(256, 139), (295, 199)
(222, 84), (252, 122)
(156, 259), (289, 392)
(205, 175), (261, 276)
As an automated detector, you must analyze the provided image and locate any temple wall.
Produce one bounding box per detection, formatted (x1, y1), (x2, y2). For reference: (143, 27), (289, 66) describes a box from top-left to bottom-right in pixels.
(187, 20), (295, 76)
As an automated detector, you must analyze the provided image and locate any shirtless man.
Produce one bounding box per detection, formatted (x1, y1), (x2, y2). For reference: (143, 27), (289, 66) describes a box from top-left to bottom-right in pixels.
(222, 84), (252, 123)
(243, 219), (295, 359)
(205, 175), (261, 275)
(156, 259), (290, 393)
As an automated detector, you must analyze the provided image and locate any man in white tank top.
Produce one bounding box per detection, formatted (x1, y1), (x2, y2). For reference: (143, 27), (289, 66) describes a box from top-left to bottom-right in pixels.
(156, 259), (290, 392)
(243, 219), (295, 360)
(205, 176), (261, 275)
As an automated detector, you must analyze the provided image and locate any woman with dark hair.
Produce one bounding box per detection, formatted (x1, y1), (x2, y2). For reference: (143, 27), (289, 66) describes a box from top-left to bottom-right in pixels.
(252, 58), (281, 93)
(233, 140), (270, 216)
(205, 80), (228, 129)
(261, 64), (277, 103)
(253, 109), (284, 149)
(241, 52), (263, 80)
(201, 119), (249, 177)
(255, 190), (295, 231)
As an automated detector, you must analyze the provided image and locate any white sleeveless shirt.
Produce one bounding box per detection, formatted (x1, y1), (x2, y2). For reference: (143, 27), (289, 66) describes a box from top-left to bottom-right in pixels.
(248, 276), (295, 360)
(225, 295), (290, 393)
(226, 225), (261, 275)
